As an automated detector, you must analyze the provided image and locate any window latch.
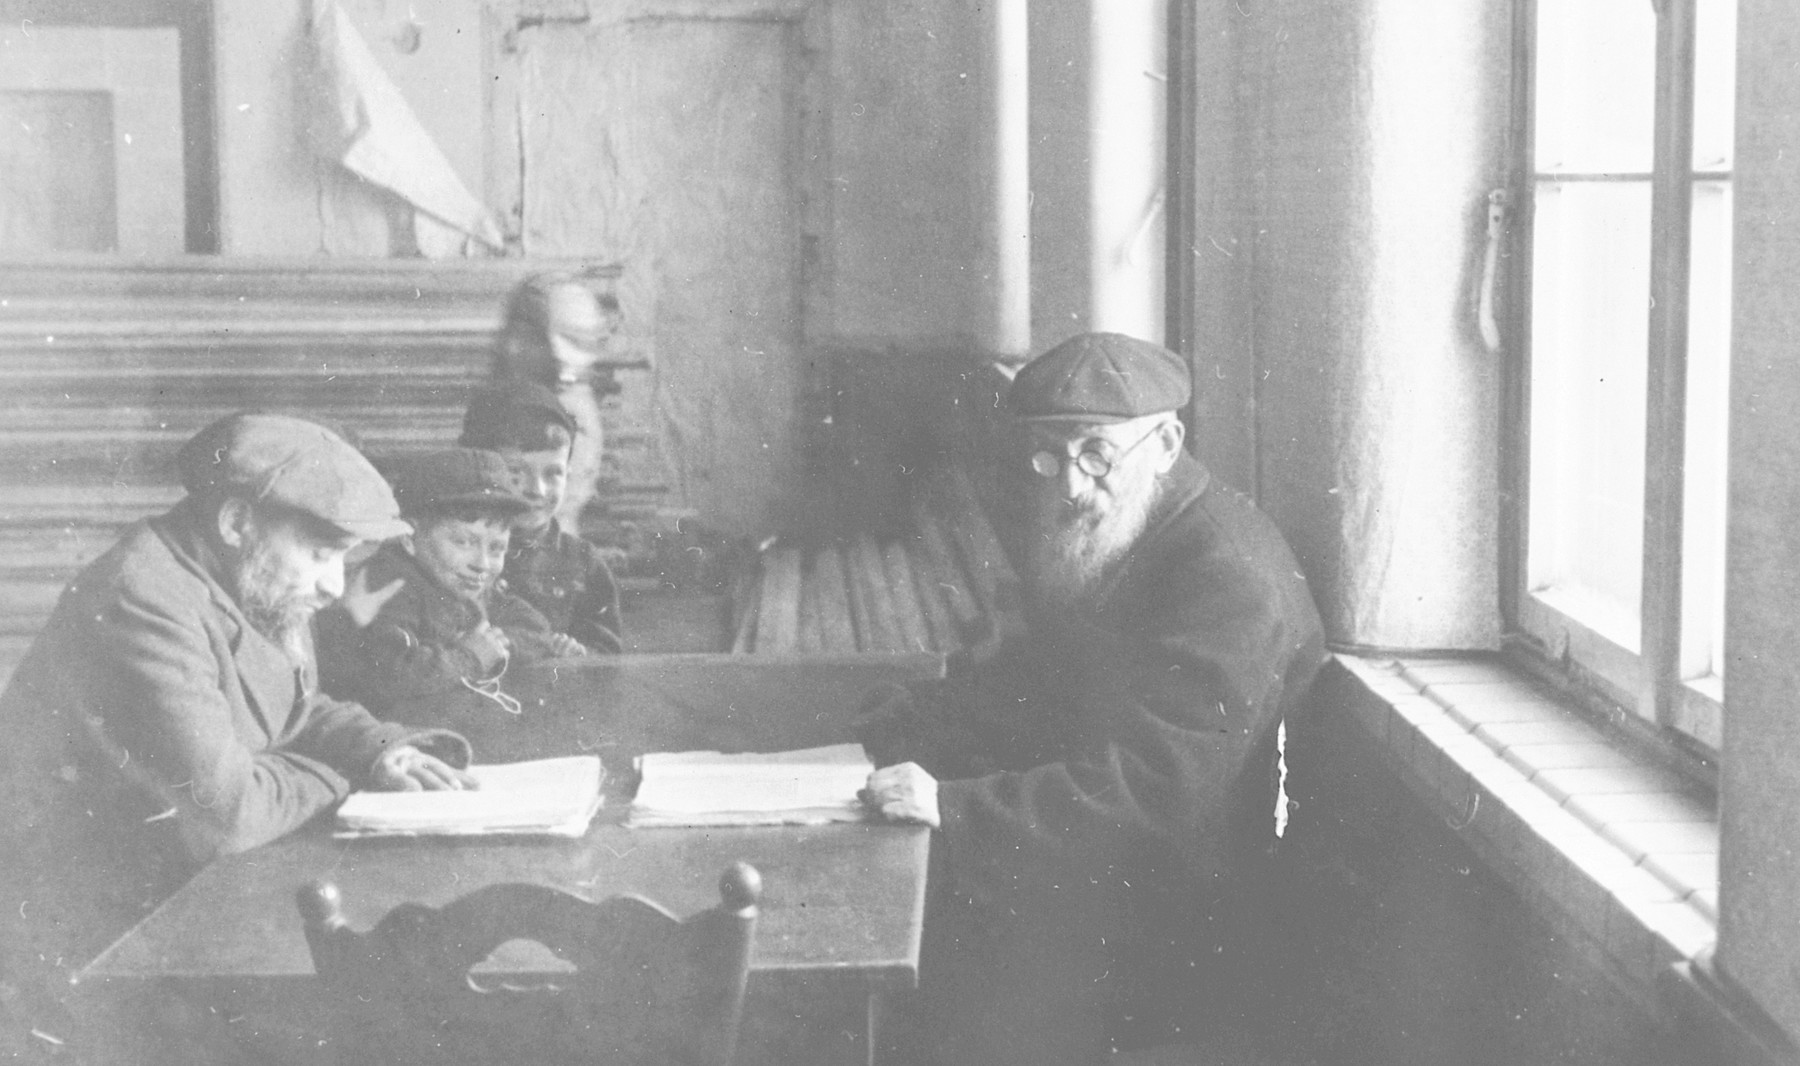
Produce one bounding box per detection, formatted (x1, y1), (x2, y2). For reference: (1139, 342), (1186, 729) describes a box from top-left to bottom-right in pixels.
(1478, 188), (1511, 353)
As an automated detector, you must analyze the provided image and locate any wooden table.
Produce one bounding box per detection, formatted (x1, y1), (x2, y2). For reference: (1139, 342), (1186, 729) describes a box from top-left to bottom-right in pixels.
(415, 651), (945, 764)
(72, 653), (944, 1066)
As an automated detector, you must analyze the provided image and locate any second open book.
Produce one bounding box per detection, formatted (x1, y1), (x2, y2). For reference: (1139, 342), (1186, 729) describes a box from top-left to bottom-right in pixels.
(335, 756), (605, 838)
(627, 743), (875, 828)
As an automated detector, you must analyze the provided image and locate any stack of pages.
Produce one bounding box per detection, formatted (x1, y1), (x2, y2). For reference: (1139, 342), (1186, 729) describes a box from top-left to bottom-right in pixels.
(336, 755), (605, 839)
(627, 743), (874, 828)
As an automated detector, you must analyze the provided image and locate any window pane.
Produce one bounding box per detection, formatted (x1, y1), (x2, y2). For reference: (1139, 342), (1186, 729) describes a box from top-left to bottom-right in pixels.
(1680, 180), (1731, 681)
(1528, 179), (1652, 650)
(1692, 0), (1738, 171)
(0, 91), (118, 253)
(1535, 0), (1657, 174)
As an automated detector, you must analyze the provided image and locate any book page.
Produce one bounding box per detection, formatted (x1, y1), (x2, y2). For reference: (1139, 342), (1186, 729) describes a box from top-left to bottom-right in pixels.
(628, 743), (874, 828)
(336, 755), (605, 838)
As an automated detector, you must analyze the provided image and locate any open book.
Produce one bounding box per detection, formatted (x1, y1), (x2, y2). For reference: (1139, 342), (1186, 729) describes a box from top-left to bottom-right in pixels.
(335, 756), (605, 838)
(627, 743), (874, 828)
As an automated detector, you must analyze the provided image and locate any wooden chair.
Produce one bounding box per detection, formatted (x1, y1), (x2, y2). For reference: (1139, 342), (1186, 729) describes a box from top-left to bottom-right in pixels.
(296, 863), (761, 1066)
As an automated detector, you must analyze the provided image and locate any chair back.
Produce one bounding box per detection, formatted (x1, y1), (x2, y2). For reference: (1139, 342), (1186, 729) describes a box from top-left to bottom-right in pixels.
(296, 863), (761, 1066)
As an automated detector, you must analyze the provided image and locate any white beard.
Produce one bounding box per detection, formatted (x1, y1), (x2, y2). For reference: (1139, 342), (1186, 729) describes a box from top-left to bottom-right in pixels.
(233, 543), (323, 666)
(1024, 478), (1158, 614)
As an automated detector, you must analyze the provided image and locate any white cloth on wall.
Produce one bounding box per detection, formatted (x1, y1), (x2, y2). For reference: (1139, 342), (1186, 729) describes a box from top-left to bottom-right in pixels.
(309, 0), (503, 257)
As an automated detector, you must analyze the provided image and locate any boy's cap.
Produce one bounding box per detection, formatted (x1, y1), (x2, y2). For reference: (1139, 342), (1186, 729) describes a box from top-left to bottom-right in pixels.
(458, 379), (576, 447)
(176, 413), (411, 541)
(385, 448), (532, 519)
(1007, 332), (1192, 423)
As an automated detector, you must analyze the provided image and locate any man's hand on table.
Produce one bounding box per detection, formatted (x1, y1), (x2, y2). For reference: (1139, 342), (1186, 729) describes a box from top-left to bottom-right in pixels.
(369, 744), (479, 791)
(861, 762), (940, 828)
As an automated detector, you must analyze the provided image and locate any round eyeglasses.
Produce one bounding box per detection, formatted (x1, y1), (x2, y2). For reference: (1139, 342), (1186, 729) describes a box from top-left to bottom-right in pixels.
(1029, 423), (1162, 480)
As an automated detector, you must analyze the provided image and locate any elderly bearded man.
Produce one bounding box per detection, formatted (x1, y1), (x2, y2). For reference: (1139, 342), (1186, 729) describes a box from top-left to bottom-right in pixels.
(859, 333), (1326, 1066)
(0, 414), (475, 1061)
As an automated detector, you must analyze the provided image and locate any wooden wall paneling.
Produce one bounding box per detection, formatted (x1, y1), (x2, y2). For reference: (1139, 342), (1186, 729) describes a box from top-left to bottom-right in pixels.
(728, 555), (761, 654)
(753, 545), (802, 654)
(839, 539), (875, 652)
(811, 544), (856, 653)
(847, 534), (901, 652)
(904, 533), (961, 656)
(909, 505), (982, 632)
(794, 547), (824, 654)
(925, 467), (1021, 646)
(0, 259), (623, 675)
(880, 539), (933, 653)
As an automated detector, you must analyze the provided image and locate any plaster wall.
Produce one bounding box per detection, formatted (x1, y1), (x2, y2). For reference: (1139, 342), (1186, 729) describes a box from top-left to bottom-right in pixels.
(212, 0), (985, 347)
(827, 0), (983, 350)
(209, 0), (988, 539)
(1719, 0), (1800, 1043)
(214, 0), (487, 255)
(1233, 0), (1370, 634)
(1025, 0), (1168, 354)
(1086, 0), (1166, 345)
(1181, 2), (1257, 493)
(511, 13), (809, 536)
(1349, 0), (1506, 648)
(1211, 0), (1506, 650)
(1027, 0), (1093, 351)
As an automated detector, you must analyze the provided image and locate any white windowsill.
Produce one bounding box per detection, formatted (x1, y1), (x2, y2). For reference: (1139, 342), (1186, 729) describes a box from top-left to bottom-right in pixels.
(1331, 654), (1717, 1006)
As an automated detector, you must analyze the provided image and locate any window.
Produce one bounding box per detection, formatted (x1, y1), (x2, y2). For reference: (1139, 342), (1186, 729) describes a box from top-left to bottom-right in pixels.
(1514, 0), (1737, 750)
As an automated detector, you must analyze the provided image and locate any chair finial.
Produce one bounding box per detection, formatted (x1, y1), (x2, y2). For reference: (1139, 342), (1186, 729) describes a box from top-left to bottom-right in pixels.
(298, 880), (345, 928)
(719, 863), (762, 914)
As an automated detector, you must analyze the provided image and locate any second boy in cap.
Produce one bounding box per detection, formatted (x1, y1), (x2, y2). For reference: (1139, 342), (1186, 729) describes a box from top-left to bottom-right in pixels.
(317, 447), (592, 725)
(459, 380), (623, 655)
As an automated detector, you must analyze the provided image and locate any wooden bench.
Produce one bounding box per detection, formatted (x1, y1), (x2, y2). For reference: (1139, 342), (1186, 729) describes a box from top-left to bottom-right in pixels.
(728, 466), (1024, 658)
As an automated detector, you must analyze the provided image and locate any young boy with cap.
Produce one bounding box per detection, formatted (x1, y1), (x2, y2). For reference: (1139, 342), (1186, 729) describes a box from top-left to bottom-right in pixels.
(317, 447), (591, 722)
(459, 380), (624, 655)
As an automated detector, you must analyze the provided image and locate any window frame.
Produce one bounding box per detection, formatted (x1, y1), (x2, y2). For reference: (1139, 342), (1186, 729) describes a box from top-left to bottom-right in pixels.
(1503, 0), (1726, 768)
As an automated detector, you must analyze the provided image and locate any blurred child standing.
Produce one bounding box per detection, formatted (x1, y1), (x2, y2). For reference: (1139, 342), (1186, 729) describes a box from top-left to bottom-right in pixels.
(488, 272), (620, 528)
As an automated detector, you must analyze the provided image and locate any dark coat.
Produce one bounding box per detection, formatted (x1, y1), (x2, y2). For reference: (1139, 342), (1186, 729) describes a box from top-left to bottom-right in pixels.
(315, 541), (559, 720)
(861, 453), (1326, 1060)
(0, 500), (466, 1049)
(504, 519), (623, 655)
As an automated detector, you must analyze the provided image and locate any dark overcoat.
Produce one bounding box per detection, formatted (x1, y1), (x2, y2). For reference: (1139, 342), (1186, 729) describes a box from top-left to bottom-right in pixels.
(503, 519), (623, 656)
(861, 452), (1326, 1063)
(0, 500), (464, 1054)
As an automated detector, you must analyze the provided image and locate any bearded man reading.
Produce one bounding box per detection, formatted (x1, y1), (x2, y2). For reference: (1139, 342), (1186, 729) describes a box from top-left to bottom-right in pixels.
(0, 414), (475, 1061)
(858, 333), (1327, 1066)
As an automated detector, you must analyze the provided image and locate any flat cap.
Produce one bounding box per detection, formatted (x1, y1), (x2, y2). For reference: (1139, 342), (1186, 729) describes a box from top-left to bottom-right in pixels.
(1007, 332), (1191, 422)
(177, 413), (410, 542)
(458, 379), (576, 449)
(384, 448), (532, 519)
